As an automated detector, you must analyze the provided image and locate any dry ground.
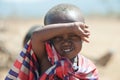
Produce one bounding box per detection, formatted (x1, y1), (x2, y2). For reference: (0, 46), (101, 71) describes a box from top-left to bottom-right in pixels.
(0, 17), (120, 80)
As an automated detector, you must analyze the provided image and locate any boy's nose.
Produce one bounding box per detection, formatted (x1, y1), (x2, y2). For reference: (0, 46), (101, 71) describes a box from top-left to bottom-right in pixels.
(62, 39), (72, 46)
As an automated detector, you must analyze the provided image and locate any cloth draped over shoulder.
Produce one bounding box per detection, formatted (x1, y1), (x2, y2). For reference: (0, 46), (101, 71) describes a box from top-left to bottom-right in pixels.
(5, 40), (98, 80)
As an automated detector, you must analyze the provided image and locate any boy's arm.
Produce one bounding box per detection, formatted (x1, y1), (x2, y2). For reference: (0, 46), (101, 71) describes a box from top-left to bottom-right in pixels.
(31, 22), (90, 60)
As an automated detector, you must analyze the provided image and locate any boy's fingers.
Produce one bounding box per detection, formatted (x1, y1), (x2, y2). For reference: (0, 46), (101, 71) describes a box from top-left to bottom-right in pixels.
(80, 23), (89, 29)
(75, 22), (90, 43)
(83, 28), (90, 33)
(84, 32), (90, 37)
(80, 31), (90, 42)
(81, 37), (90, 43)
(74, 22), (85, 29)
(78, 30), (90, 39)
(80, 24), (90, 37)
(79, 23), (86, 30)
(74, 22), (89, 27)
(74, 22), (90, 40)
(85, 25), (89, 28)
(80, 30), (90, 37)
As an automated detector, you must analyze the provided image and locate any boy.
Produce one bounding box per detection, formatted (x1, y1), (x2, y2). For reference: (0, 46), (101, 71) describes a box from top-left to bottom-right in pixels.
(5, 4), (98, 80)
(23, 25), (43, 46)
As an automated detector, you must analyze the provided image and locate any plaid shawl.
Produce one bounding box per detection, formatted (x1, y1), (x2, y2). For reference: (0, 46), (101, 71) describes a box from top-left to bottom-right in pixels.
(5, 40), (98, 80)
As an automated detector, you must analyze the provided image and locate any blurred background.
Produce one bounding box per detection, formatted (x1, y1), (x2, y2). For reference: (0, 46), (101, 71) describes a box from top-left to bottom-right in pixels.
(0, 0), (120, 80)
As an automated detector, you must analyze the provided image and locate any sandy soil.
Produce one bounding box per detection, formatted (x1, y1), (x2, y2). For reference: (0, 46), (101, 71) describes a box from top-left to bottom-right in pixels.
(0, 17), (120, 80)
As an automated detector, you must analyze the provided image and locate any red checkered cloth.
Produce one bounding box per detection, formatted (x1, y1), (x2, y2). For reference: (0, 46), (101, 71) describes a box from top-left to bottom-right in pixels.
(5, 40), (98, 80)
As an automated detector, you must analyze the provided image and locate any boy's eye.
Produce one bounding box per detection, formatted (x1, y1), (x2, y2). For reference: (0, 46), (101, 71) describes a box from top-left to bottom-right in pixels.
(52, 36), (63, 43)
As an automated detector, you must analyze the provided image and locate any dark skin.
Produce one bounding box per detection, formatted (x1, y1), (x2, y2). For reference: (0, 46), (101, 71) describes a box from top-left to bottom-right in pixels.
(31, 4), (90, 76)
(23, 25), (43, 46)
(52, 33), (82, 59)
(44, 4), (85, 25)
(31, 22), (90, 75)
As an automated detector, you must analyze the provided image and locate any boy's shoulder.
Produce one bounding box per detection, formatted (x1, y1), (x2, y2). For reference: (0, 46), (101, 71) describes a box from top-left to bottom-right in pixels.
(78, 54), (97, 69)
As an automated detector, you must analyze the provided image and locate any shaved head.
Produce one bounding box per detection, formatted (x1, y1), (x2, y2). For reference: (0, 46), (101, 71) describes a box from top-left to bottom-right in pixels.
(44, 3), (85, 25)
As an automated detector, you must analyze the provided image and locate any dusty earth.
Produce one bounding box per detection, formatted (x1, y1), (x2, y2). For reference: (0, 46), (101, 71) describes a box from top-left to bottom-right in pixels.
(0, 17), (120, 80)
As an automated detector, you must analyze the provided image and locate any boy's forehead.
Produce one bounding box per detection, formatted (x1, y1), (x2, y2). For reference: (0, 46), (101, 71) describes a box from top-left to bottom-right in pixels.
(44, 4), (85, 25)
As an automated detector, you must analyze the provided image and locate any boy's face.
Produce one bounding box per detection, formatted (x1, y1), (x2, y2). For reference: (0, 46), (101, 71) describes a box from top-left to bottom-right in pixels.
(45, 5), (84, 60)
(52, 33), (82, 59)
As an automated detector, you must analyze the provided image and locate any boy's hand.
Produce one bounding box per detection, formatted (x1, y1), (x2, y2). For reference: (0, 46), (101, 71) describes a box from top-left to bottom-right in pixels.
(73, 22), (90, 43)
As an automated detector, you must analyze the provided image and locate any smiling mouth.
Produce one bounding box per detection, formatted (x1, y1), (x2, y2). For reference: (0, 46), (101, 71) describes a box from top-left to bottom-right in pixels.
(62, 47), (74, 54)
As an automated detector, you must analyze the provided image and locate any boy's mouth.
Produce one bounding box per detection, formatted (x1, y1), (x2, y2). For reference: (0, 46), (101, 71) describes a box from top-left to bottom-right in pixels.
(61, 47), (74, 54)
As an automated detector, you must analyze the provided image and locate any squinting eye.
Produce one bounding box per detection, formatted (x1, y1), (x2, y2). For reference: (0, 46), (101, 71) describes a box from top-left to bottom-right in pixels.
(52, 37), (62, 43)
